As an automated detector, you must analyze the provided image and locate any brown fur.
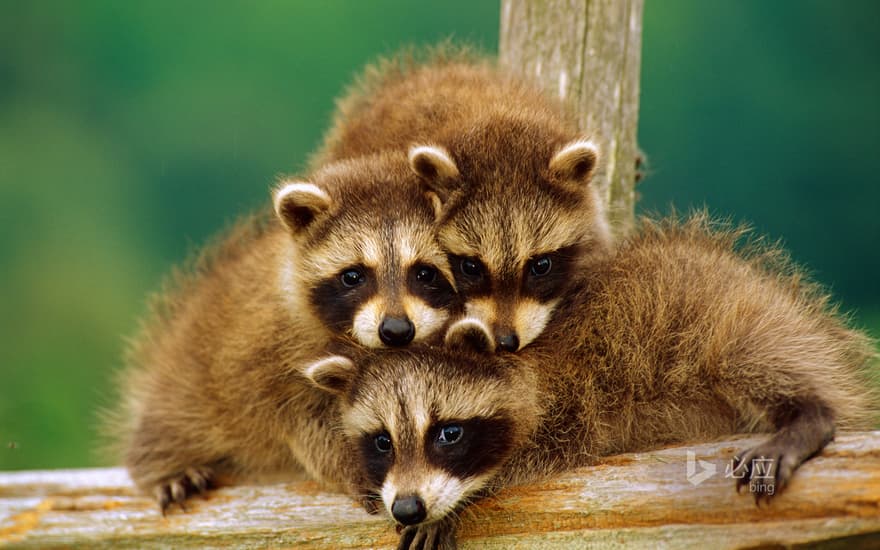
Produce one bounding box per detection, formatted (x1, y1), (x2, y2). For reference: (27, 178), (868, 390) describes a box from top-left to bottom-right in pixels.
(308, 213), (877, 548)
(111, 151), (459, 511)
(314, 47), (612, 351)
(503, 213), (876, 483)
(313, 46), (574, 166)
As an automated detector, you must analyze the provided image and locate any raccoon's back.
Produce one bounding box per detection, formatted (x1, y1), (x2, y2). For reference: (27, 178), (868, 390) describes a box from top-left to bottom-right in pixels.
(542, 213), (877, 458)
(106, 212), (303, 463)
(314, 47), (577, 166)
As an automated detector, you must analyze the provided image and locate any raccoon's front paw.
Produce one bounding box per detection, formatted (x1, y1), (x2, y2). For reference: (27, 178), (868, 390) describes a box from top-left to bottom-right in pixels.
(154, 466), (214, 515)
(732, 439), (801, 505)
(397, 520), (457, 550)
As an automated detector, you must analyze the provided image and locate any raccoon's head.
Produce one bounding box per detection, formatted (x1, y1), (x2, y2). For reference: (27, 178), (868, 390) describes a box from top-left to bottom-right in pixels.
(273, 153), (459, 347)
(408, 134), (611, 352)
(304, 323), (539, 527)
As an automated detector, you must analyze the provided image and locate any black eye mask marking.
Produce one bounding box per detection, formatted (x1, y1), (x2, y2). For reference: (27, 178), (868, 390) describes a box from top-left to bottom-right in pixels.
(521, 244), (583, 302)
(448, 255), (492, 297)
(309, 265), (378, 332)
(407, 263), (457, 310)
(424, 416), (515, 479)
(360, 430), (394, 488)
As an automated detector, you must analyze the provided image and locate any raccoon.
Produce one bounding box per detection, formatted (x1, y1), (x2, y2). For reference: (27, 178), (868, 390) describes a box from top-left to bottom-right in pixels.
(273, 154), (458, 348)
(305, 214), (877, 549)
(115, 151), (458, 512)
(315, 50), (612, 352)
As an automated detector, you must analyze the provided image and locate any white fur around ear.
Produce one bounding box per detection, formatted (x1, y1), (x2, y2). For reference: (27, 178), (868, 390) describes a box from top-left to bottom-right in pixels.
(303, 355), (356, 395)
(273, 181), (332, 233)
(408, 144), (460, 182)
(444, 317), (495, 354)
(548, 139), (600, 183)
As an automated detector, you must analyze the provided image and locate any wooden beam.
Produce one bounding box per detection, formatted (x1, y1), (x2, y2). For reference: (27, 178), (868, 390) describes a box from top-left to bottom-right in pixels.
(2, 433), (879, 548)
(500, 0), (644, 237)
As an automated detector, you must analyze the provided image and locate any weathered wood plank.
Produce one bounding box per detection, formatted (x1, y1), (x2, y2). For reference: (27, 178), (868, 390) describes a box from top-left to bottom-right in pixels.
(2, 433), (878, 548)
(500, 0), (644, 237)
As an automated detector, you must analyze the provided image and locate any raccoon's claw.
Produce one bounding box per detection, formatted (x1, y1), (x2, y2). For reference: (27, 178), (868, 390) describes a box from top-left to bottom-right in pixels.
(397, 520), (457, 550)
(155, 466), (214, 516)
(732, 441), (800, 505)
(360, 492), (382, 515)
(634, 150), (647, 184)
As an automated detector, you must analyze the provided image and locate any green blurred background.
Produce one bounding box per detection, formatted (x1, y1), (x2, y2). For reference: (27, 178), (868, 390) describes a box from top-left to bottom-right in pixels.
(1, 1), (877, 470)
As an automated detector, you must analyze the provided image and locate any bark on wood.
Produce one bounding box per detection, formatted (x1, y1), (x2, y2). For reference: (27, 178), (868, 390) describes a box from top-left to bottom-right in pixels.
(2, 433), (879, 549)
(500, 0), (644, 237)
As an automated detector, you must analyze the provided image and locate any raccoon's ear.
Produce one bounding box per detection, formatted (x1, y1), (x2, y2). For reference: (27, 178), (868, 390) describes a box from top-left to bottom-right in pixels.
(304, 355), (356, 395)
(273, 180), (333, 233)
(445, 317), (496, 353)
(408, 144), (461, 206)
(408, 144), (460, 182)
(548, 139), (600, 184)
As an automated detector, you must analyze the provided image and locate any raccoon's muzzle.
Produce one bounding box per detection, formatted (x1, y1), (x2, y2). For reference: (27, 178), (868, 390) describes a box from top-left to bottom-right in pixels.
(391, 494), (427, 525)
(379, 316), (416, 346)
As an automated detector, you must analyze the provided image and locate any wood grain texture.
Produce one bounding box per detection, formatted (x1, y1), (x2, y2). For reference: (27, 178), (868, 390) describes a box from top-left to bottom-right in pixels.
(2, 433), (879, 548)
(500, 0), (644, 237)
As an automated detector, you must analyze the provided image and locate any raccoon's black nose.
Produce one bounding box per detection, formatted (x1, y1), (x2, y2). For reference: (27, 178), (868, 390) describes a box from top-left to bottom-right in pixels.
(379, 317), (415, 346)
(391, 494), (427, 525)
(497, 332), (520, 352)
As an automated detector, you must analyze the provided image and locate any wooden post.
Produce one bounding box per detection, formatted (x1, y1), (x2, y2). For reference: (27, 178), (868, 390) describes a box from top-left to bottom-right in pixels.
(500, 0), (644, 237)
(2, 434), (879, 548)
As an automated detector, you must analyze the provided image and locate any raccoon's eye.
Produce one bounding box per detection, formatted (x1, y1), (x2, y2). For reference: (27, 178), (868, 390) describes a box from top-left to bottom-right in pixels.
(374, 433), (392, 453)
(415, 265), (437, 283)
(340, 269), (365, 288)
(460, 258), (482, 278)
(437, 424), (463, 446)
(529, 256), (552, 277)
